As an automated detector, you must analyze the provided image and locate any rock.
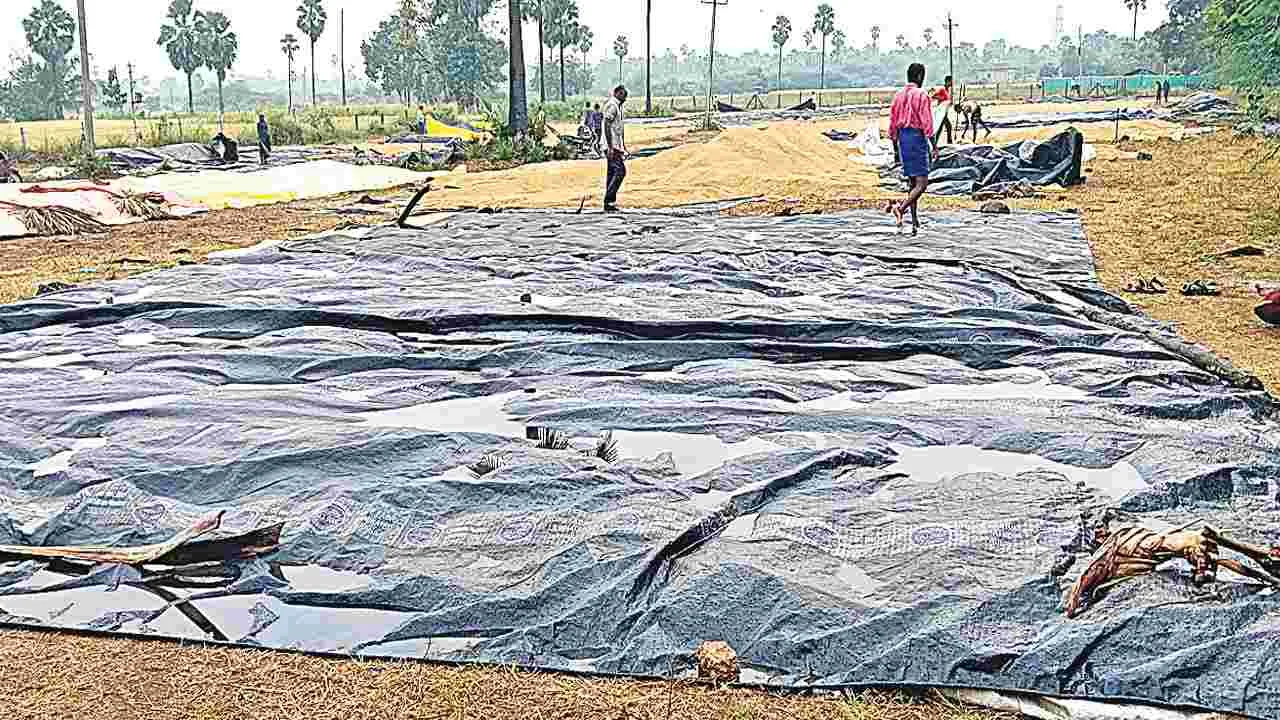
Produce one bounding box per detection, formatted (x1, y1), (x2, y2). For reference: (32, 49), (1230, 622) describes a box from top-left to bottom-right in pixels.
(695, 640), (739, 684)
(519, 293), (532, 304)
(979, 201), (1011, 215)
(1137, 151), (1154, 161)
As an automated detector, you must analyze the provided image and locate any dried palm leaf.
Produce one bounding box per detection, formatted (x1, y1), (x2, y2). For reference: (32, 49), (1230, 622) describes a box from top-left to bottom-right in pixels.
(534, 428), (570, 450)
(468, 452), (506, 478)
(593, 430), (619, 463)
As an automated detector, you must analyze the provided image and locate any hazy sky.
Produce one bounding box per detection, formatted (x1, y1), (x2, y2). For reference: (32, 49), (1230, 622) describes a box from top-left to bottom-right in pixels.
(3, 0), (1173, 87)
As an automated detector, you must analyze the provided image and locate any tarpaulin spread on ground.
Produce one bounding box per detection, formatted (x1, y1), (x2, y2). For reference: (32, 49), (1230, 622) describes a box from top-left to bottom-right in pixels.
(96, 143), (366, 175)
(0, 181), (206, 239)
(981, 93), (1239, 130)
(0, 209), (1278, 717)
(880, 129), (1084, 196)
(114, 160), (438, 211)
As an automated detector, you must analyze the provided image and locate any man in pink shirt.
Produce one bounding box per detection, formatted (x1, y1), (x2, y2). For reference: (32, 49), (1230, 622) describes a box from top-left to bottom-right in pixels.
(886, 63), (939, 234)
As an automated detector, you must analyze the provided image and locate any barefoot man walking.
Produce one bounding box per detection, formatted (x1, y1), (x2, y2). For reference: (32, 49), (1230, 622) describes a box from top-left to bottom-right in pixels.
(888, 63), (939, 234)
(602, 85), (629, 213)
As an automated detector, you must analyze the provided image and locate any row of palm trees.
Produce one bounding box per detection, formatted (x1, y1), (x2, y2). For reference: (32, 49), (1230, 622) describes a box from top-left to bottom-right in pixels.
(508, 0), (654, 134)
(158, 0), (325, 117)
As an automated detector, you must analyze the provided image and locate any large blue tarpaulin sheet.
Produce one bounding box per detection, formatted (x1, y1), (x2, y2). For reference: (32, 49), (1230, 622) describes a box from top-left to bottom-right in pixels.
(0, 209), (1277, 717)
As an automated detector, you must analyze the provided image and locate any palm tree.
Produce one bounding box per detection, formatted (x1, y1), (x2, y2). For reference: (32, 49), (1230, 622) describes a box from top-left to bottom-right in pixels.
(613, 34), (629, 85)
(771, 16), (791, 108)
(870, 24), (881, 54)
(509, 0), (529, 133)
(523, 0), (546, 103)
(810, 4), (836, 90)
(544, 0), (578, 101)
(157, 0), (201, 113)
(196, 10), (237, 129)
(281, 34), (300, 114)
(644, 0), (652, 113)
(297, 0), (327, 106)
(1124, 0), (1148, 41)
(578, 26), (594, 93)
(830, 29), (846, 61)
(22, 0), (76, 118)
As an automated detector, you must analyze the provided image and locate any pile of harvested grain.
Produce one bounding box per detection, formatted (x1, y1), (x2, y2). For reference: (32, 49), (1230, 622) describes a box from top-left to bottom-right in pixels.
(0, 629), (1012, 720)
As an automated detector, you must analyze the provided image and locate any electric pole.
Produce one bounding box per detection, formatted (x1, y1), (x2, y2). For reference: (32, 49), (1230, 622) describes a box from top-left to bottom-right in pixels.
(340, 9), (347, 106)
(127, 62), (140, 144)
(701, 0), (728, 129)
(1077, 25), (1084, 95)
(945, 13), (956, 90)
(75, 0), (95, 153)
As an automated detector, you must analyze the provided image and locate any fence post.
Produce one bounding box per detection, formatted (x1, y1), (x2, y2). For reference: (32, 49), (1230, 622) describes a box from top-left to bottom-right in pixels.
(19, 128), (27, 152)
(355, 114), (360, 131)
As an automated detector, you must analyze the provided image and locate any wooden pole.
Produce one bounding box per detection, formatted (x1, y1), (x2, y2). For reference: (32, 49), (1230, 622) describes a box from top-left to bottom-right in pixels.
(340, 9), (347, 106)
(76, 0), (95, 153)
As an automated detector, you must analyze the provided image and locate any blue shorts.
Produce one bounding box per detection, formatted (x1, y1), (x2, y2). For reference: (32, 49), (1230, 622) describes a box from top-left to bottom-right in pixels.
(898, 127), (931, 179)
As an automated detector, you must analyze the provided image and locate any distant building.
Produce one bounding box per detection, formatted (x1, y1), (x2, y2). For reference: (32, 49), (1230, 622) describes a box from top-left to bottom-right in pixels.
(974, 64), (1017, 84)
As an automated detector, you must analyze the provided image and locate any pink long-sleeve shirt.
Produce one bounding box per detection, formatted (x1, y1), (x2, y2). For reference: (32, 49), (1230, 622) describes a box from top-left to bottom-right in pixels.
(889, 83), (934, 140)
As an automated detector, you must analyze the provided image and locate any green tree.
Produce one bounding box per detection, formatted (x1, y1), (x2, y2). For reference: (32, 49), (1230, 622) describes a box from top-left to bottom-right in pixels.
(578, 25), (594, 93)
(22, 0), (78, 118)
(613, 34), (628, 85)
(1153, 0), (1209, 72)
(771, 15), (791, 96)
(922, 28), (936, 49)
(509, 0), (529, 133)
(1206, 0), (1280, 101)
(362, 11), (426, 104)
(870, 24), (881, 53)
(830, 29), (847, 61)
(196, 10), (237, 126)
(810, 3), (835, 90)
(158, 0), (202, 113)
(1124, 0), (1148, 41)
(0, 56), (55, 121)
(297, 0), (328, 105)
(281, 34), (300, 112)
(543, 0), (579, 101)
(102, 66), (127, 111)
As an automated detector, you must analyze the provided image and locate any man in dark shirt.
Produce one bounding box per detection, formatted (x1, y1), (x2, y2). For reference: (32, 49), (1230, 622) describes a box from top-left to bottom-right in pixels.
(257, 113), (272, 166)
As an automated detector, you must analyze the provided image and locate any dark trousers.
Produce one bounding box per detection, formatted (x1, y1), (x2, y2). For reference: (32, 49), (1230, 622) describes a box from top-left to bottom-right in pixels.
(259, 141), (270, 165)
(934, 115), (953, 145)
(605, 152), (626, 206)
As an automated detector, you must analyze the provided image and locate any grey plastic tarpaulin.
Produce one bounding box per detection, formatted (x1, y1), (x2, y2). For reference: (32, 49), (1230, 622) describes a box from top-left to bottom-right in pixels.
(1, 210), (1278, 717)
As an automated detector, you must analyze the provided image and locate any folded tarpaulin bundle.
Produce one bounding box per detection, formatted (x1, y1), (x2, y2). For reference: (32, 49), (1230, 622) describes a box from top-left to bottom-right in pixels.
(883, 128), (1085, 196)
(716, 101), (745, 113)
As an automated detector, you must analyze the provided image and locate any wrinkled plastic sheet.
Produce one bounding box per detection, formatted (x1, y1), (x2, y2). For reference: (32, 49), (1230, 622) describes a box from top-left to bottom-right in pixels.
(985, 93), (1240, 130)
(96, 143), (374, 175)
(1, 210), (1278, 717)
(983, 108), (1159, 129)
(882, 129), (1084, 196)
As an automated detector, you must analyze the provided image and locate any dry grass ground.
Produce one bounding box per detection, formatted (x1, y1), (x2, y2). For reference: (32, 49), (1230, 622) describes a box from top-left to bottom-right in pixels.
(0, 629), (1010, 720)
(1, 102), (1277, 719)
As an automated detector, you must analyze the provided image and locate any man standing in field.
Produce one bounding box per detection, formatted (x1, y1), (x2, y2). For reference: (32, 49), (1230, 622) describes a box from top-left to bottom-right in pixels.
(416, 105), (427, 135)
(887, 63), (938, 234)
(256, 113), (272, 166)
(931, 75), (954, 146)
(602, 85), (629, 213)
